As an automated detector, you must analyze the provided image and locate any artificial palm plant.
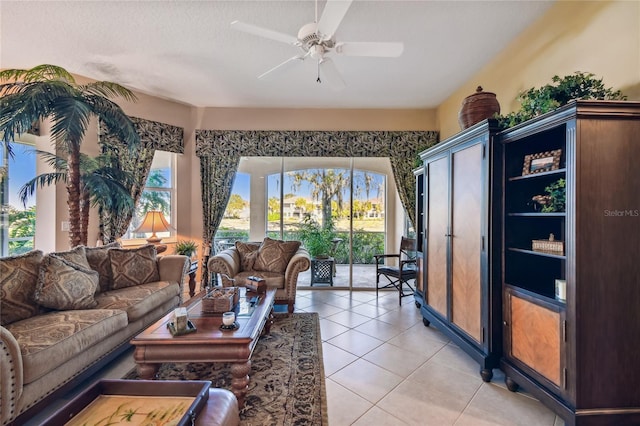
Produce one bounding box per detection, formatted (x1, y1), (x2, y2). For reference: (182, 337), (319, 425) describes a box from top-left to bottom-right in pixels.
(0, 64), (139, 246)
(19, 151), (135, 243)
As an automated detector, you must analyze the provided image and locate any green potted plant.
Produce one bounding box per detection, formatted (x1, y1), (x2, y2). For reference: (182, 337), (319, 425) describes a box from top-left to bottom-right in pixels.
(174, 239), (198, 258)
(296, 214), (336, 259)
(496, 72), (626, 129)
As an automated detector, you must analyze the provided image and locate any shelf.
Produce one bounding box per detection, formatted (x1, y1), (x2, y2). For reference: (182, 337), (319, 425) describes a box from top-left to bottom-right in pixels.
(505, 283), (566, 308)
(508, 168), (566, 182)
(508, 212), (565, 217)
(508, 247), (566, 259)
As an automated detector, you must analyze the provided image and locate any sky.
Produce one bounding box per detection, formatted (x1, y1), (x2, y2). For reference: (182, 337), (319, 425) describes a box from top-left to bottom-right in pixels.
(5, 144), (36, 209)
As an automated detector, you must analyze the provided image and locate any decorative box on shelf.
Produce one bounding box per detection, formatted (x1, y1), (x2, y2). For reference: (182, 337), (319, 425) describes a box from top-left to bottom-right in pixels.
(532, 233), (564, 255)
(201, 287), (239, 314)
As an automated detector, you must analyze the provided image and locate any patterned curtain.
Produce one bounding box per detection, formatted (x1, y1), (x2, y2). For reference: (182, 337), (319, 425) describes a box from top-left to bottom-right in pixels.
(195, 129), (439, 247)
(98, 117), (184, 242)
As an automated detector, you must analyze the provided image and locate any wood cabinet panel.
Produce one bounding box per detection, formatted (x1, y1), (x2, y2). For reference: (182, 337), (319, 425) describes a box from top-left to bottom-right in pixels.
(451, 143), (483, 342)
(426, 156), (448, 317)
(509, 294), (561, 386)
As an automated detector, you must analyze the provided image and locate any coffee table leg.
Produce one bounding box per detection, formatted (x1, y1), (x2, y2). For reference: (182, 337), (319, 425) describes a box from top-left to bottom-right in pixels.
(262, 308), (274, 335)
(137, 363), (159, 380)
(230, 360), (251, 408)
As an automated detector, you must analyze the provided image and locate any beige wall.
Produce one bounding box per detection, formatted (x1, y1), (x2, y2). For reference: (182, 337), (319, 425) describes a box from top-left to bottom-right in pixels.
(437, 0), (640, 139)
(40, 0), (640, 252)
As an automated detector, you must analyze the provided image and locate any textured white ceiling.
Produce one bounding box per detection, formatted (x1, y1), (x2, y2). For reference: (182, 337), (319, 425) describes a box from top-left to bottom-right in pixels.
(0, 1), (553, 109)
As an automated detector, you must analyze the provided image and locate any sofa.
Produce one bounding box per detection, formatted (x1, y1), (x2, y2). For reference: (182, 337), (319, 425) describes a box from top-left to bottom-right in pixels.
(207, 238), (310, 313)
(0, 244), (190, 425)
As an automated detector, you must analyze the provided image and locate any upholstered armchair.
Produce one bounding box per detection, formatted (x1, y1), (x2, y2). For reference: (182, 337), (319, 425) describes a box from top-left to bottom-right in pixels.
(207, 238), (310, 313)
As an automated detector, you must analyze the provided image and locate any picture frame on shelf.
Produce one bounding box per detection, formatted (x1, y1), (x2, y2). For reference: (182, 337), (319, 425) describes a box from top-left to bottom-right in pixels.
(522, 149), (562, 175)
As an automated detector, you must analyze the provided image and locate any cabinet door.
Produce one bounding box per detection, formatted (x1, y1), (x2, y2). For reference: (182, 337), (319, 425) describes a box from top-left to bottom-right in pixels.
(451, 143), (483, 342)
(425, 156), (448, 317)
(505, 290), (563, 388)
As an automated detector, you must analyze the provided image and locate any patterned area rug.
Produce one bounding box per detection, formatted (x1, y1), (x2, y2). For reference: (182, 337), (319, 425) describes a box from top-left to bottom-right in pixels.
(123, 313), (327, 426)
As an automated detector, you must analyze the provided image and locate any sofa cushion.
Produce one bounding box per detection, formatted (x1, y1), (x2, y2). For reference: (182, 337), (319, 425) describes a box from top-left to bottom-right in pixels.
(235, 241), (261, 272)
(94, 281), (180, 322)
(253, 238), (301, 274)
(52, 245), (91, 270)
(109, 245), (160, 290)
(86, 242), (121, 293)
(35, 254), (99, 310)
(5, 309), (128, 383)
(0, 250), (46, 325)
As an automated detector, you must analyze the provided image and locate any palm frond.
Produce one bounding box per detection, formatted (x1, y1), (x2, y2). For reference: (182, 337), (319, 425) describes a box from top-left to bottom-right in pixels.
(86, 94), (139, 148)
(81, 81), (137, 102)
(33, 150), (68, 170)
(0, 65), (76, 85)
(49, 97), (93, 147)
(19, 172), (67, 207)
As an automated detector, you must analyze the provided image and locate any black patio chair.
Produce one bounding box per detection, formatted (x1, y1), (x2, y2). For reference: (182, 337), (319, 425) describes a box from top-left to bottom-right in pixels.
(374, 237), (417, 305)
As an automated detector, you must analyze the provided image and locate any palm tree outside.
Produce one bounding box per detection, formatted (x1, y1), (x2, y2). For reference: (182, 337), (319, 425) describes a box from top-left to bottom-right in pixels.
(0, 64), (139, 247)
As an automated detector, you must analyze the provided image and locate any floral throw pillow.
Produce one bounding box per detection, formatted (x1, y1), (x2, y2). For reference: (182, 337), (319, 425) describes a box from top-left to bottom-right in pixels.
(35, 254), (99, 310)
(0, 250), (45, 325)
(109, 245), (160, 290)
(253, 238), (301, 274)
(52, 245), (91, 270)
(235, 241), (261, 272)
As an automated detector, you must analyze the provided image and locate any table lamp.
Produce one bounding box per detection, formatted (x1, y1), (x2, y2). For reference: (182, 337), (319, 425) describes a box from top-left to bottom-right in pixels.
(133, 210), (172, 253)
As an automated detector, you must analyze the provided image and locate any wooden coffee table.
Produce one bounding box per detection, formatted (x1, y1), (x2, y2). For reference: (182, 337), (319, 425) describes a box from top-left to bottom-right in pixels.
(131, 288), (275, 407)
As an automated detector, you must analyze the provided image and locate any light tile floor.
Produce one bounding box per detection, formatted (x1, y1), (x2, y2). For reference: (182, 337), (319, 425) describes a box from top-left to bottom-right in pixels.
(26, 289), (565, 426)
(293, 289), (565, 426)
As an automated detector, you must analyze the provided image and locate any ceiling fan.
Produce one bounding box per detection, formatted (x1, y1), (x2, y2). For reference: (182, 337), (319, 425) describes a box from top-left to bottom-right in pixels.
(231, 0), (404, 90)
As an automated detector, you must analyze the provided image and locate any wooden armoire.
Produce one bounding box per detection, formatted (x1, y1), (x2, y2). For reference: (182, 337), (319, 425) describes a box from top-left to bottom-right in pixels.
(415, 119), (502, 381)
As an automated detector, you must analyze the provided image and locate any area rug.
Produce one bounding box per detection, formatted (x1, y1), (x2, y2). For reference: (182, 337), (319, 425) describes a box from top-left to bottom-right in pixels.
(123, 312), (327, 426)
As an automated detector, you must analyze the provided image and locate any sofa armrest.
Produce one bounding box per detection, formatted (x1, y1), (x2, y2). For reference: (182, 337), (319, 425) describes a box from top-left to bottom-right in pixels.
(207, 248), (241, 286)
(157, 255), (190, 287)
(1, 325), (23, 424)
(284, 247), (311, 290)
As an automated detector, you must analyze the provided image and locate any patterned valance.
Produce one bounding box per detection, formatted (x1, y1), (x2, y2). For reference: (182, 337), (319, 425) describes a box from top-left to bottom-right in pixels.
(195, 130), (437, 159)
(97, 117), (184, 241)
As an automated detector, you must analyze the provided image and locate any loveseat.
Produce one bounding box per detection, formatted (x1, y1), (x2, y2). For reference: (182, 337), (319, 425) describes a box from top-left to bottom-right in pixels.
(0, 244), (190, 425)
(207, 238), (310, 313)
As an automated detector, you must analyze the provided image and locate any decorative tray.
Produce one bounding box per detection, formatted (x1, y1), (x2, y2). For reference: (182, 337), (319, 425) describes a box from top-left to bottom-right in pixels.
(42, 379), (210, 426)
(167, 319), (197, 336)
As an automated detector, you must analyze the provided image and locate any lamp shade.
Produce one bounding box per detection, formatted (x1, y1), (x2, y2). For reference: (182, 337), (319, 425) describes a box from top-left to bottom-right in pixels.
(133, 210), (172, 243)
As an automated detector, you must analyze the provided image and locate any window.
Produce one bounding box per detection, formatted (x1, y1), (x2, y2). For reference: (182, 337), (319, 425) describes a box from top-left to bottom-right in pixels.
(215, 172), (250, 251)
(124, 150), (175, 240)
(1, 141), (36, 256)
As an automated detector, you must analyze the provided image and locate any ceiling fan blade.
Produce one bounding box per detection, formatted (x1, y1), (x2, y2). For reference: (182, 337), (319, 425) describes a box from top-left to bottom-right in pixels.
(258, 54), (307, 80)
(231, 20), (299, 46)
(319, 58), (346, 91)
(317, 0), (354, 40)
(334, 42), (404, 57)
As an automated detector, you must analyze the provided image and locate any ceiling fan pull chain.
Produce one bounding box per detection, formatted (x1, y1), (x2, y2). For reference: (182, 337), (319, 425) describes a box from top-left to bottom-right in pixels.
(317, 60), (321, 83)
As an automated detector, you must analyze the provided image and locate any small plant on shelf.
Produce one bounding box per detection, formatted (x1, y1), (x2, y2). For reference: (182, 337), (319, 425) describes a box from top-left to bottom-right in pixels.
(174, 239), (198, 258)
(532, 178), (566, 212)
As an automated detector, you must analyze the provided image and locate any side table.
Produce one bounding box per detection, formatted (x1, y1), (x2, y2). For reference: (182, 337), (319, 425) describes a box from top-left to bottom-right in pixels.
(310, 257), (334, 286)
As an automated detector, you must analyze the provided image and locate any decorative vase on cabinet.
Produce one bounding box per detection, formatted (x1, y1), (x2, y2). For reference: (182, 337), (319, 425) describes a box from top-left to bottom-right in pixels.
(417, 119), (502, 382)
(499, 100), (640, 426)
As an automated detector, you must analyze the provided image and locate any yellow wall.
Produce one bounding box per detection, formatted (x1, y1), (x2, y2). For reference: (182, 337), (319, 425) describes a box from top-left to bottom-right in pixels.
(437, 0), (640, 139)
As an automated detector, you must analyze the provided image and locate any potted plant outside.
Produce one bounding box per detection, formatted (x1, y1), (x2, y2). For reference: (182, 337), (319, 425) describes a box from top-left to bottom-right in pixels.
(296, 215), (336, 259)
